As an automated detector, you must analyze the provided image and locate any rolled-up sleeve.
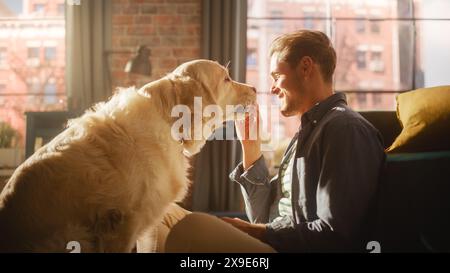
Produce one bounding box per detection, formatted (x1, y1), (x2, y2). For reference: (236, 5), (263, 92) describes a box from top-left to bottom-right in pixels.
(229, 155), (273, 223)
(265, 118), (385, 252)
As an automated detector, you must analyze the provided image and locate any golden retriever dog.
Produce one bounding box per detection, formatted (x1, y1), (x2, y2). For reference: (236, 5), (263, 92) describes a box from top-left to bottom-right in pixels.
(0, 59), (256, 252)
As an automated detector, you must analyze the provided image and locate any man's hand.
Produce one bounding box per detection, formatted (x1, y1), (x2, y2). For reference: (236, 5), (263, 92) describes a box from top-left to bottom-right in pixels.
(234, 105), (262, 170)
(221, 217), (267, 243)
(235, 105), (260, 145)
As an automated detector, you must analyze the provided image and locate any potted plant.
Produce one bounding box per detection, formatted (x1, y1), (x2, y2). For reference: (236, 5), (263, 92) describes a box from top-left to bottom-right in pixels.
(0, 121), (24, 168)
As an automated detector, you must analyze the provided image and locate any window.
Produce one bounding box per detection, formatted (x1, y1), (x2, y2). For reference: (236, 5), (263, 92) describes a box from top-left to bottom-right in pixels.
(27, 47), (40, 67)
(45, 47), (56, 61)
(0, 47), (6, 66)
(356, 50), (366, 69)
(356, 20), (365, 33)
(370, 50), (384, 72)
(246, 0), (450, 148)
(0, 0), (66, 150)
(370, 21), (380, 33)
(44, 83), (57, 104)
(34, 4), (45, 13)
(356, 93), (367, 107)
(371, 51), (382, 61)
(373, 93), (383, 107)
(415, 0), (450, 87)
(28, 47), (40, 59)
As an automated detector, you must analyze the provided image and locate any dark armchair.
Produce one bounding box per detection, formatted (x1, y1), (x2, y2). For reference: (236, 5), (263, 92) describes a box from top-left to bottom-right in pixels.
(360, 111), (450, 252)
(25, 111), (81, 159)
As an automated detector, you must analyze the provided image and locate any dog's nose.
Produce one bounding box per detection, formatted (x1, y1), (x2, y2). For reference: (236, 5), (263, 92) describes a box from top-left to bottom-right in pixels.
(270, 85), (279, 95)
(251, 87), (257, 93)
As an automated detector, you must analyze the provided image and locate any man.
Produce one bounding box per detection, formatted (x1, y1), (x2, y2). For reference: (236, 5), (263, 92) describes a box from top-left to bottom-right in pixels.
(224, 30), (385, 252)
(138, 30), (385, 253)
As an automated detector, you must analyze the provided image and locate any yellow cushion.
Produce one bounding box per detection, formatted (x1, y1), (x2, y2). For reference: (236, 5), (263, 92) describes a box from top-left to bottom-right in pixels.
(387, 86), (450, 153)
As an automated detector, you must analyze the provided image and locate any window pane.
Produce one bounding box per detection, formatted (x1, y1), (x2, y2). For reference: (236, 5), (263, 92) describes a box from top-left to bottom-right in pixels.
(34, 4), (45, 13)
(415, 21), (450, 87)
(414, 0), (450, 87)
(414, 0), (449, 18)
(45, 47), (56, 61)
(0, 0), (67, 151)
(334, 20), (414, 92)
(355, 20), (366, 33)
(28, 47), (40, 59)
(44, 82), (57, 104)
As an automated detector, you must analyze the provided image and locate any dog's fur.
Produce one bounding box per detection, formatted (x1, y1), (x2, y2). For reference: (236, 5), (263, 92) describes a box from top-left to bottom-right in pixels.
(0, 60), (256, 252)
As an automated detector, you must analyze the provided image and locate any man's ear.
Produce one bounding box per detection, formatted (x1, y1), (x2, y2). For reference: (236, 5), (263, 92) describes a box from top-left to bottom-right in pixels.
(297, 56), (314, 78)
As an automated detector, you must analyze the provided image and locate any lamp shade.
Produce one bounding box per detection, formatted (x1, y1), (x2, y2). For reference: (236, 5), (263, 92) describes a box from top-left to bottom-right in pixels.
(124, 45), (151, 76)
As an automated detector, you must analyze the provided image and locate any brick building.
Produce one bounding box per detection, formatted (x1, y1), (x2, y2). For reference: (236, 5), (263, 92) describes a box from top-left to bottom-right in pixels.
(0, 0), (66, 144)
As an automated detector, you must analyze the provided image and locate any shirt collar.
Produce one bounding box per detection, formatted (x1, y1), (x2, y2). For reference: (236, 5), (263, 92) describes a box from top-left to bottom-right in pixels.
(300, 92), (347, 128)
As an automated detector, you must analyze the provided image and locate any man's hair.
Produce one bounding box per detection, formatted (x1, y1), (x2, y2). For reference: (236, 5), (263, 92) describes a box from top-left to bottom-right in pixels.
(269, 30), (337, 83)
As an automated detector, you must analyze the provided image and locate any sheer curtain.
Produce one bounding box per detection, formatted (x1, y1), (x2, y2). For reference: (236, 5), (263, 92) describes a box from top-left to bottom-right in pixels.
(65, 0), (112, 112)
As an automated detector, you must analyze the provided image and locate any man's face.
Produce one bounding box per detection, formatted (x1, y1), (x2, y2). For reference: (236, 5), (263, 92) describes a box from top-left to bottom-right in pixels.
(270, 53), (304, 117)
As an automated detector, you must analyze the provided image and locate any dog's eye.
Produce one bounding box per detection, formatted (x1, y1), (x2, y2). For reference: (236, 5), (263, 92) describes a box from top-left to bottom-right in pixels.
(225, 77), (231, 82)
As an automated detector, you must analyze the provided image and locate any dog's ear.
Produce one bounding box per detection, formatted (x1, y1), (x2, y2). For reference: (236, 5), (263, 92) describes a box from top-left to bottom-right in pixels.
(171, 60), (224, 105)
(170, 75), (210, 143)
(175, 74), (218, 105)
(167, 74), (202, 104)
(158, 81), (178, 111)
(141, 78), (177, 114)
(171, 61), (193, 78)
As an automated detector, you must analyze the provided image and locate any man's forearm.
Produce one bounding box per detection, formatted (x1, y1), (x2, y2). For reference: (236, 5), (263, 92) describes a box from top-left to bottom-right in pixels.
(242, 143), (262, 170)
(229, 155), (272, 224)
